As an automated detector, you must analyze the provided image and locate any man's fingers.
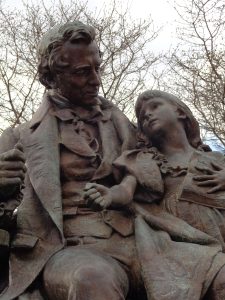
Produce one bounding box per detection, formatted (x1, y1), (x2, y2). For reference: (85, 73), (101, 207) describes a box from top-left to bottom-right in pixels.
(0, 149), (25, 162)
(0, 177), (22, 187)
(0, 160), (26, 171)
(193, 175), (214, 181)
(0, 170), (25, 180)
(0, 161), (26, 172)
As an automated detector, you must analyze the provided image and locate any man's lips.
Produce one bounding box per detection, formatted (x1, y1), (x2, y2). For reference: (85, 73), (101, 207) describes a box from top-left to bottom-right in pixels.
(148, 118), (157, 125)
(85, 91), (99, 97)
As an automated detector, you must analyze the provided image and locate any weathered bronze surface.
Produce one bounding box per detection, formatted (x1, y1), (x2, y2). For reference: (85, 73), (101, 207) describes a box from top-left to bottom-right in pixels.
(0, 22), (225, 300)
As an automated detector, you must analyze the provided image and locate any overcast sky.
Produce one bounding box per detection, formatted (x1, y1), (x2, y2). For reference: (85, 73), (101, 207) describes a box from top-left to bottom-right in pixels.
(105, 0), (179, 52)
(6, 0), (179, 52)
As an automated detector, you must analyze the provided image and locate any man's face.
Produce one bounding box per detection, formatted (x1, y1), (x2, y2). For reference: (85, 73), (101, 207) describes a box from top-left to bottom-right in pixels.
(140, 97), (179, 138)
(53, 41), (102, 107)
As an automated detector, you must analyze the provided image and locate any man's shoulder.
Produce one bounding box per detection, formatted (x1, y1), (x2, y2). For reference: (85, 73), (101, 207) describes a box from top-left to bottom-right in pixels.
(98, 96), (136, 150)
(99, 96), (124, 113)
(1, 122), (30, 143)
(99, 96), (135, 123)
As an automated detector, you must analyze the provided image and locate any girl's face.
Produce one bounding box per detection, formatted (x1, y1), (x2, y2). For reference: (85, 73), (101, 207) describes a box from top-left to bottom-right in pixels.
(139, 97), (181, 138)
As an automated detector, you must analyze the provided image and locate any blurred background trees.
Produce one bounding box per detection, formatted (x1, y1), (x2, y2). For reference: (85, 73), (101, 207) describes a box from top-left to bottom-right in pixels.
(162, 0), (225, 149)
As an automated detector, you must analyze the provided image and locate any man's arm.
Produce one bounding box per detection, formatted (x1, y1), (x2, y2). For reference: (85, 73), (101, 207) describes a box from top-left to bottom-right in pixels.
(0, 128), (26, 251)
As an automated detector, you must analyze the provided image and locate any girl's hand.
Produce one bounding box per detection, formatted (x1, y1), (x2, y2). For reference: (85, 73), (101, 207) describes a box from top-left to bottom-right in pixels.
(193, 162), (225, 193)
(84, 183), (112, 210)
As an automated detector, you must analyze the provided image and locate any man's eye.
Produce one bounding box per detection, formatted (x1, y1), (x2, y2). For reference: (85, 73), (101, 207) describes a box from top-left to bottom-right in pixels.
(95, 66), (102, 74)
(72, 68), (91, 76)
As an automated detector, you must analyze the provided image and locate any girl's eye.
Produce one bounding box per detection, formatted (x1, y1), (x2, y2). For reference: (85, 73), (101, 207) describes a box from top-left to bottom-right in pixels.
(152, 103), (159, 109)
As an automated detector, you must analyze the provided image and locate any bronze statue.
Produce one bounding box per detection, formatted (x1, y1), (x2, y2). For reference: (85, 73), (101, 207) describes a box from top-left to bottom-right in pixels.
(1, 18), (225, 299)
(0, 21), (137, 300)
(85, 90), (225, 300)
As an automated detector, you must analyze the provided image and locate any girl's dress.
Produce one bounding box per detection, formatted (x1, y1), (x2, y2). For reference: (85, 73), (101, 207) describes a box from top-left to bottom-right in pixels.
(113, 148), (225, 300)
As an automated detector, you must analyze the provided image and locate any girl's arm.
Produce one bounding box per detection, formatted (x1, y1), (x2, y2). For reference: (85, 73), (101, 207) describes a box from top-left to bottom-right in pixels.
(84, 175), (137, 210)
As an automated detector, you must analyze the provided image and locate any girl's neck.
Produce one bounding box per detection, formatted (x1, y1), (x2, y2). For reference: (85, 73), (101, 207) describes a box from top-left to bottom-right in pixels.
(151, 126), (194, 163)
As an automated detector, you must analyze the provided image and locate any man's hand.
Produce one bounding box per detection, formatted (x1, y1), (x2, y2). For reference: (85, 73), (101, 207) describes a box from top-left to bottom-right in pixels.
(193, 162), (225, 193)
(84, 183), (112, 210)
(0, 143), (26, 197)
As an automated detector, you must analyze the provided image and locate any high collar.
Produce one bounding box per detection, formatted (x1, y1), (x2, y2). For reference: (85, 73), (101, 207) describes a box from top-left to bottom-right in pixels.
(30, 90), (111, 129)
(49, 92), (104, 123)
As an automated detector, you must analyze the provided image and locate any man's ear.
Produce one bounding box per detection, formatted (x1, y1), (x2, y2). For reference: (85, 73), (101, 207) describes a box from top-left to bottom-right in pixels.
(46, 75), (58, 89)
(39, 73), (57, 89)
(176, 108), (187, 120)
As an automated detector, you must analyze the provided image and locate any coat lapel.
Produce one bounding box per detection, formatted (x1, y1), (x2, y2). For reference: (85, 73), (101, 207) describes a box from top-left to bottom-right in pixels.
(21, 113), (63, 236)
(92, 116), (120, 181)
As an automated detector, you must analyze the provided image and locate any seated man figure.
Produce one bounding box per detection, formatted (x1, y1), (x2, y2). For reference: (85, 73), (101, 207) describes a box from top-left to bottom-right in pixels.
(0, 21), (138, 300)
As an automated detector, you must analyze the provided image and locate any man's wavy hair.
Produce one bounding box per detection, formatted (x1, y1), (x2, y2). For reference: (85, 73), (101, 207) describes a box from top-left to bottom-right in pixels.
(135, 90), (210, 151)
(38, 21), (96, 89)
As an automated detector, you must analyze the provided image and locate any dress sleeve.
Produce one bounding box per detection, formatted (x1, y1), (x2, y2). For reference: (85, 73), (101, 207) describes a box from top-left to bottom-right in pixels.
(113, 149), (164, 203)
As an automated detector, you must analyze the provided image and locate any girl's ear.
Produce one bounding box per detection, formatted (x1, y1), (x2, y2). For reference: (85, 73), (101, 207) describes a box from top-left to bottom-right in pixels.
(176, 108), (187, 120)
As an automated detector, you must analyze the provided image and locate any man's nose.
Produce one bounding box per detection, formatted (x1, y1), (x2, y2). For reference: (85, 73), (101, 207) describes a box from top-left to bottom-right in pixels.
(146, 111), (153, 118)
(89, 70), (101, 86)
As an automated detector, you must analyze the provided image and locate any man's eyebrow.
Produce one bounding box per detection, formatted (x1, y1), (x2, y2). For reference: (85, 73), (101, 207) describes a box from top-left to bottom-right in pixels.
(73, 65), (91, 68)
(71, 63), (101, 70)
(70, 65), (92, 71)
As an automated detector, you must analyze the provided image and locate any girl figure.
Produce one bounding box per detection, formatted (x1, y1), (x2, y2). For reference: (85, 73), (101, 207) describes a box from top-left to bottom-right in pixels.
(84, 90), (225, 300)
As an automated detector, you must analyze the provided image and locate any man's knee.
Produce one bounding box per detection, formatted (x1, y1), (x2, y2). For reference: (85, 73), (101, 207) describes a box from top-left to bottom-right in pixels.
(73, 264), (118, 287)
(70, 263), (128, 300)
(43, 248), (129, 299)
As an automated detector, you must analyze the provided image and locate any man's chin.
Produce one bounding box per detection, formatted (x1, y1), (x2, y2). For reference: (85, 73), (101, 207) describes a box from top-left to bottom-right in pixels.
(70, 96), (100, 107)
(82, 96), (100, 106)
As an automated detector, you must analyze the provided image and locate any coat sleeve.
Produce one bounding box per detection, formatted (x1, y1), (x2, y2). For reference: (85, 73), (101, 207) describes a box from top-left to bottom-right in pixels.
(0, 126), (20, 153)
(0, 126), (21, 251)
